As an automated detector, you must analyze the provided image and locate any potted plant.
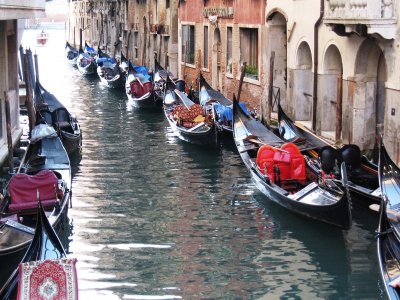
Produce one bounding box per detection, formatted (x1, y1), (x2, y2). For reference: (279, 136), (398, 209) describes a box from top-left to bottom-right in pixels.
(245, 64), (258, 80)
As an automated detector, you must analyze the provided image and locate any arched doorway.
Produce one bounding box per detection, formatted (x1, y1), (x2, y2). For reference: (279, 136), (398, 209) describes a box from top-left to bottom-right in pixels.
(321, 45), (343, 139)
(294, 41), (312, 121)
(354, 39), (387, 153)
(266, 12), (287, 110)
(212, 28), (221, 91)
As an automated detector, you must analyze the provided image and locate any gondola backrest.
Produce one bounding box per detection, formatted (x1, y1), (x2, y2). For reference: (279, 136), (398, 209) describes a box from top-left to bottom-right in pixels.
(319, 146), (343, 176)
(281, 143), (306, 183)
(341, 144), (361, 171)
(257, 145), (276, 182)
(8, 170), (58, 213)
(257, 143), (306, 184)
(143, 81), (153, 94)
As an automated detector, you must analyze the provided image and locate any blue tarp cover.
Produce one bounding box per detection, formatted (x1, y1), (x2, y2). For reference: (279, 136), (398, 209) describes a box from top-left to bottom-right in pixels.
(214, 102), (250, 123)
(131, 64), (151, 81)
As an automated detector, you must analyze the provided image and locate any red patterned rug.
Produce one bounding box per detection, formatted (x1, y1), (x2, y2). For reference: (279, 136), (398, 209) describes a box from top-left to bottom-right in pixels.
(17, 258), (78, 300)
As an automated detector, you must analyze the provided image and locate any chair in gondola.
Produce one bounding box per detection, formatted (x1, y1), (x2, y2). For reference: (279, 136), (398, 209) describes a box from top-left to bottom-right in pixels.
(341, 144), (379, 188)
(318, 146), (343, 178)
(7, 170), (60, 217)
(53, 108), (73, 133)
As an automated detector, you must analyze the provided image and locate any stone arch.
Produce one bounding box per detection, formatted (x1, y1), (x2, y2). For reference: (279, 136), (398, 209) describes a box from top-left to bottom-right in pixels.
(352, 39), (387, 153)
(321, 44), (343, 135)
(265, 11), (287, 111)
(293, 41), (313, 121)
(266, 9), (288, 23)
(212, 27), (221, 91)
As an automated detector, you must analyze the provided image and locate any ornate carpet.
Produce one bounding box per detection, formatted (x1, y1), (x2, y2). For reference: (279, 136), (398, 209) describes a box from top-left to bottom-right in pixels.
(17, 258), (78, 300)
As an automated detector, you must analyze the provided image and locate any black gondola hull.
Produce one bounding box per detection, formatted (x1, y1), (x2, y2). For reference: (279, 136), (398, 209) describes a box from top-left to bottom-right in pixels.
(127, 92), (160, 109)
(233, 97), (351, 229)
(165, 114), (219, 146)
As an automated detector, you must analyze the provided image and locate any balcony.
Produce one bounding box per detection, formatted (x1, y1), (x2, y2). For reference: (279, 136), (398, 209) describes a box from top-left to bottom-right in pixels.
(324, 0), (397, 39)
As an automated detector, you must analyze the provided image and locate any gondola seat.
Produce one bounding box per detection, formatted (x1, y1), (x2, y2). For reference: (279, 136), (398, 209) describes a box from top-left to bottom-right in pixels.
(319, 146), (343, 176)
(257, 143), (306, 185)
(341, 144), (378, 187)
(281, 143), (306, 183)
(256, 145), (276, 182)
(341, 144), (361, 171)
(8, 170), (59, 214)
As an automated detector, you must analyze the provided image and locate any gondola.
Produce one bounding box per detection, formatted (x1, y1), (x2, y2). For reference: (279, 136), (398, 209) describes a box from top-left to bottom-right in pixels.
(198, 74), (233, 136)
(36, 30), (48, 46)
(119, 51), (130, 74)
(163, 77), (219, 147)
(84, 41), (98, 58)
(0, 124), (71, 288)
(0, 200), (68, 299)
(153, 58), (174, 103)
(277, 103), (380, 207)
(34, 80), (82, 155)
(65, 41), (78, 66)
(233, 97), (352, 229)
(125, 61), (158, 108)
(376, 140), (400, 300)
(77, 47), (97, 75)
(96, 49), (125, 89)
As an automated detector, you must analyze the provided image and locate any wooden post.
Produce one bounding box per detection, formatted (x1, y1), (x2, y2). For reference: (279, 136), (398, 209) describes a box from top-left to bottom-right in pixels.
(335, 74), (343, 143)
(23, 54), (36, 133)
(164, 51), (168, 69)
(19, 45), (24, 82)
(237, 62), (246, 102)
(158, 35), (162, 63)
(4, 92), (14, 172)
(183, 42), (187, 82)
(34, 52), (39, 83)
(79, 28), (83, 49)
(142, 17), (147, 66)
(267, 51), (275, 126)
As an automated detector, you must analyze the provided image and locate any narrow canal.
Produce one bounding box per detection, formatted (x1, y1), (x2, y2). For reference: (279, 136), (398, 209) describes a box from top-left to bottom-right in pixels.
(22, 28), (383, 299)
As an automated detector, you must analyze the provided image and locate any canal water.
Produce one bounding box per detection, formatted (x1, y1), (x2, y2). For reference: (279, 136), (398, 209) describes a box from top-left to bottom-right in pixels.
(21, 28), (384, 299)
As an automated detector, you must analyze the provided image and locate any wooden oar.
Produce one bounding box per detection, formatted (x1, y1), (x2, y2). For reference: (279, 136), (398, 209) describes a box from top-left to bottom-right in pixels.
(294, 121), (335, 146)
(245, 137), (289, 153)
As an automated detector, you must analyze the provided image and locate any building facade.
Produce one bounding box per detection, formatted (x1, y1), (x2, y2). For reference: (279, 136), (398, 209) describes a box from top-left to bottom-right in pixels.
(68, 0), (400, 164)
(178, 0), (266, 111)
(265, 0), (399, 163)
(67, 0), (180, 76)
(179, 0), (400, 163)
(0, 0), (45, 167)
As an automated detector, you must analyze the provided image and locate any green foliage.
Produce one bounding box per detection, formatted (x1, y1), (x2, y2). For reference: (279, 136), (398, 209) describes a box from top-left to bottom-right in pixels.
(245, 64), (258, 76)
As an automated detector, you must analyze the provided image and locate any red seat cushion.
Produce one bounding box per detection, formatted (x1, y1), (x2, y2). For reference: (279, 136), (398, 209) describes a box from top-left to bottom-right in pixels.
(130, 81), (143, 97)
(142, 81), (153, 94)
(256, 145), (276, 182)
(273, 151), (291, 181)
(281, 143), (306, 182)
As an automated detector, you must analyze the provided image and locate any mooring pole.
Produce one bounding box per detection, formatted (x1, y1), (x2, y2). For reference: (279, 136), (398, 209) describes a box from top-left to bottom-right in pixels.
(23, 53), (36, 134)
(4, 92), (14, 172)
(335, 74), (343, 143)
(267, 51), (275, 126)
(237, 62), (246, 103)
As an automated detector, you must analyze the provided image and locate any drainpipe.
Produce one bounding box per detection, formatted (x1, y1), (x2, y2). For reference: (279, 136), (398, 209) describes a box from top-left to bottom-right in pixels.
(312, 0), (324, 132)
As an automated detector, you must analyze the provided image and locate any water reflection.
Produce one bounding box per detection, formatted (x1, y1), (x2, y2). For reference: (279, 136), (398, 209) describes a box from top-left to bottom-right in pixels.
(20, 28), (384, 299)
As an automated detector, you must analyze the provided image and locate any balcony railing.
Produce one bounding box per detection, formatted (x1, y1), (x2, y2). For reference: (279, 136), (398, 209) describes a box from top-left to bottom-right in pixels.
(324, 0), (397, 39)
